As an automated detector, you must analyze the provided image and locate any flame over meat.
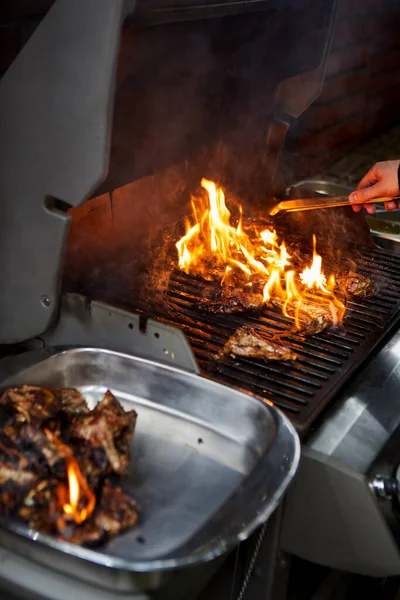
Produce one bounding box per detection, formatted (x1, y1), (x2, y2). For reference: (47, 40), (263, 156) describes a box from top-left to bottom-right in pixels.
(44, 428), (96, 526)
(175, 179), (345, 329)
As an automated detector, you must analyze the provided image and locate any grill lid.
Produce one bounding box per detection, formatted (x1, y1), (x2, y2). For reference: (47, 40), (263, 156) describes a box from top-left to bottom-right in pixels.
(0, 0), (130, 343)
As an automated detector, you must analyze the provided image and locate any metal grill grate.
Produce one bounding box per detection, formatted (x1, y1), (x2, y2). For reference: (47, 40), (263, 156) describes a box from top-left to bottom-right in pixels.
(151, 245), (400, 434)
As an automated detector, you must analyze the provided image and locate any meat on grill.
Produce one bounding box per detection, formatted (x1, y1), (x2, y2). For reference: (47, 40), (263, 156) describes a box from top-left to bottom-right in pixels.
(270, 298), (333, 335)
(336, 271), (375, 298)
(68, 390), (136, 477)
(198, 287), (264, 314)
(220, 326), (298, 362)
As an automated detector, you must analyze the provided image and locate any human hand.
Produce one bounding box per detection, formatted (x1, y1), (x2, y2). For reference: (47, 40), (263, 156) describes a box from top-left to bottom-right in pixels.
(349, 159), (400, 214)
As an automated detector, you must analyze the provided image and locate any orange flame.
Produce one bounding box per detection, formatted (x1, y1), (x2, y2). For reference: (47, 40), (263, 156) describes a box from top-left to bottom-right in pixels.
(44, 429), (96, 525)
(175, 179), (346, 329)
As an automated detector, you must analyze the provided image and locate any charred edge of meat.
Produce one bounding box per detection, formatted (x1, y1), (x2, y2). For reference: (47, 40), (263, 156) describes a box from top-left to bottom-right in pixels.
(54, 388), (90, 416)
(60, 481), (139, 546)
(17, 478), (61, 534)
(75, 445), (110, 489)
(270, 298), (332, 336)
(336, 271), (376, 298)
(198, 287), (264, 314)
(68, 391), (137, 476)
(219, 325), (298, 362)
(16, 425), (67, 476)
(0, 439), (40, 515)
(0, 386), (60, 424)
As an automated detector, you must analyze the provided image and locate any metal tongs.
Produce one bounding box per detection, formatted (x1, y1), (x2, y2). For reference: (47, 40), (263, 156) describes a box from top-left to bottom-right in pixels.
(269, 195), (400, 216)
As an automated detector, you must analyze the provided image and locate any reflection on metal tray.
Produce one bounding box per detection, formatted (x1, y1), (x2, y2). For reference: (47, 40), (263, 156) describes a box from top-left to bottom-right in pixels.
(287, 179), (353, 198)
(0, 348), (299, 593)
(367, 214), (400, 251)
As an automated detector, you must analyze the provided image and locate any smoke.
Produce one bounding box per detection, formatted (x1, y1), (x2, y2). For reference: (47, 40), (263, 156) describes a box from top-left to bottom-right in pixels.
(63, 1), (345, 311)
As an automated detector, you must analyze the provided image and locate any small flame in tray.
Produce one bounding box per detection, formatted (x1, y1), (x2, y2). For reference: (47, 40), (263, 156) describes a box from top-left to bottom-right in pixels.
(62, 457), (96, 524)
(175, 179), (345, 328)
(45, 429), (96, 525)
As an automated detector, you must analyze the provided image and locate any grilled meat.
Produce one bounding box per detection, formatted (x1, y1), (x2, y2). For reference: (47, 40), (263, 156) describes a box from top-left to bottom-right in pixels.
(0, 441), (36, 484)
(74, 446), (109, 489)
(54, 388), (90, 416)
(0, 441), (37, 514)
(0, 386), (139, 545)
(270, 298), (333, 335)
(17, 478), (60, 534)
(61, 481), (139, 546)
(15, 425), (66, 475)
(221, 326), (297, 362)
(336, 270), (375, 298)
(94, 481), (139, 535)
(198, 287), (264, 314)
(0, 385), (60, 424)
(68, 391), (137, 476)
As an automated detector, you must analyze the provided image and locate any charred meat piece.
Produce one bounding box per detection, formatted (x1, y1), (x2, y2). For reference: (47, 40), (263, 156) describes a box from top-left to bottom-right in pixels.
(221, 326), (297, 362)
(270, 298), (333, 335)
(62, 481), (139, 546)
(74, 445), (109, 489)
(15, 425), (66, 475)
(0, 385), (60, 424)
(48, 388), (90, 436)
(336, 271), (375, 298)
(198, 287), (264, 314)
(17, 478), (60, 534)
(0, 441), (36, 484)
(0, 442), (37, 514)
(1, 422), (65, 475)
(54, 388), (89, 416)
(68, 391), (137, 476)
(94, 481), (139, 536)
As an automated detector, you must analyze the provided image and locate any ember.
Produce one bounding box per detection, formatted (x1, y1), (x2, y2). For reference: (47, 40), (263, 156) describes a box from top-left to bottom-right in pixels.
(175, 179), (346, 332)
(0, 385), (138, 546)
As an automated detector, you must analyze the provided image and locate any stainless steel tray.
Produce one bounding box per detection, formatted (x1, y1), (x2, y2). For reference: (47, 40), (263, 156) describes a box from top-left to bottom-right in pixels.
(0, 348), (299, 593)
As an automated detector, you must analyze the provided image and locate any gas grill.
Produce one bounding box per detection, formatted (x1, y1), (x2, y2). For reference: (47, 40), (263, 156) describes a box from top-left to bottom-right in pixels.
(2, 0), (400, 599)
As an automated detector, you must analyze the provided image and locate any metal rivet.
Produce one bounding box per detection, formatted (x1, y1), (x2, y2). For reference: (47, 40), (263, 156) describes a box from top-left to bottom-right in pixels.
(41, 296), (51, 307)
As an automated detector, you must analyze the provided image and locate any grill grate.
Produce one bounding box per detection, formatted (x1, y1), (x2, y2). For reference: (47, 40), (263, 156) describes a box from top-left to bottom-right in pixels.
(148, 245), (400, 434)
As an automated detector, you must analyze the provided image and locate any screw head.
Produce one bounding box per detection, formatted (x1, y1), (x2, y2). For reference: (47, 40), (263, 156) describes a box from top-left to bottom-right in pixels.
(41, 296), (51, 307)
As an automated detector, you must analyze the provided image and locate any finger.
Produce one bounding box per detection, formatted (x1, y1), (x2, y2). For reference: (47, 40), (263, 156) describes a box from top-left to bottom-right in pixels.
(349, 183), (383, 204)
(356, 165), (379, 190)
(365, 203), (376, 215)
(385, 201), (397, 211)
(351, 202), (363, 212)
